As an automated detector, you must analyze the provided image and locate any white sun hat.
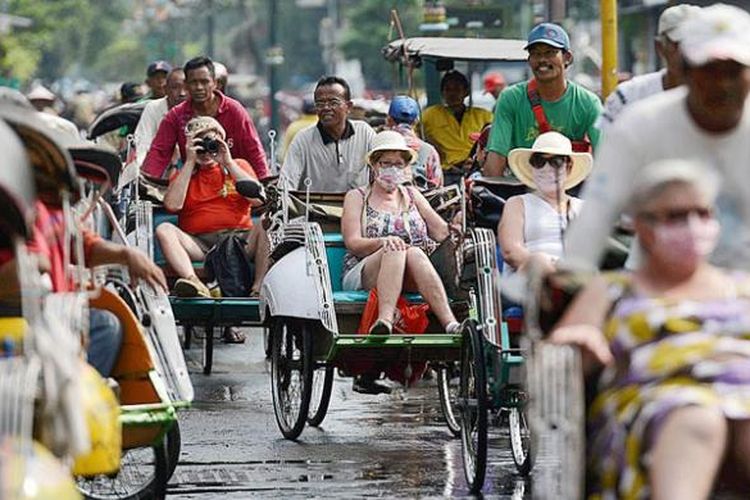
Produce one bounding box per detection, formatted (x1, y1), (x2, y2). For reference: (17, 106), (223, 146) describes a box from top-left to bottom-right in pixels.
(678, 3), (750, 67)
(658, 4), (701, 42)
(507, 131), (593, 190)
(365, 130), (416, 166)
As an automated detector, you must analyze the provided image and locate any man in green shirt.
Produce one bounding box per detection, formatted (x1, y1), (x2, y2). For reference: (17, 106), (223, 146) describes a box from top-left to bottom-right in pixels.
(483, 23), (602, 177)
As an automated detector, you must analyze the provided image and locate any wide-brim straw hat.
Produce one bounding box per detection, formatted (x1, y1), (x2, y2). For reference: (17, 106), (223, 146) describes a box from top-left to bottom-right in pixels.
(507, 131), (592, 190)
(365, 130), (416, 166)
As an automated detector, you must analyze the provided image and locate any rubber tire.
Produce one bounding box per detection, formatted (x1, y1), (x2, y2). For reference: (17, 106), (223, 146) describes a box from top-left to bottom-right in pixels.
(459, 320), (488, 494)
(437, 364), (461, 437)
(270, 317), (313, 440)
(509, 406), (533, 476)
(77, 442), (169, 500)
(165, 421), (181, 480)
(307, 365), (334, 427)
(202, 326), (214, 375)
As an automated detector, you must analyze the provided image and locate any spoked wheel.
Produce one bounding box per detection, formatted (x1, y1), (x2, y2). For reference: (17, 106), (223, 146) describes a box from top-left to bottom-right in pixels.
(307, 365), (334, 427)
(459, 320), (488, 493)
(437, 363), (461, 437)
(509, 405), (533, 476)
(76, 442), (168, 500)
(270, 316), (314, 440)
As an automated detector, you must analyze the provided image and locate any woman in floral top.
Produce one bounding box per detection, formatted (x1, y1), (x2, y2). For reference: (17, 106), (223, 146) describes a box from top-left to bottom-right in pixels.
(551, 160), (750, 499)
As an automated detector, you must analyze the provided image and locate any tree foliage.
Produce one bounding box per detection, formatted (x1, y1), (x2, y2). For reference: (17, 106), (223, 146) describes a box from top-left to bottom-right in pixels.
(338, 0), (421, 89)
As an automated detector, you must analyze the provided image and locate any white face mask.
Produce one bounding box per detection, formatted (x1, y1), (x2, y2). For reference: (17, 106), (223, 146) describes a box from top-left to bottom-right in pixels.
(651, 216), (720, 265)
(532, 165), (567, 196)
(375, 166), (408, 192)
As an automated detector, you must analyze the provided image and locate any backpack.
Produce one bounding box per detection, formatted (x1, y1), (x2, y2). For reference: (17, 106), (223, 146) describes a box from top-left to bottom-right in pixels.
(204, 233), (255, 297)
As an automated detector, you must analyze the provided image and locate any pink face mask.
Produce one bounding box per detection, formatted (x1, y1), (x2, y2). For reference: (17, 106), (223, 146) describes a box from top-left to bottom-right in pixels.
(531, 165), (567, 196)
(651, 216), (720, 264)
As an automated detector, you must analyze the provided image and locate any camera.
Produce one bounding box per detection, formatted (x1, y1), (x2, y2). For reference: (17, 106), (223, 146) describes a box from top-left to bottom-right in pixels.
(197, 137), (220, 154)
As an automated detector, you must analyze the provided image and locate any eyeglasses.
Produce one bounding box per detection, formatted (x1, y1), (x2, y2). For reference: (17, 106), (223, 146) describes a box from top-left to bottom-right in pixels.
(640, 207), (714, 225)
(377, 160), (407, 169)
(529, 153), (569, 170)
(314, 98), (346, 110)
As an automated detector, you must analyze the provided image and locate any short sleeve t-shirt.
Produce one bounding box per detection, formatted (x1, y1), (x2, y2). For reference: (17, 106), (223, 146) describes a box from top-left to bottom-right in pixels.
(487, 80), (603, 157)
(170, 159), (258, 235)
(421, 105), (492, 168)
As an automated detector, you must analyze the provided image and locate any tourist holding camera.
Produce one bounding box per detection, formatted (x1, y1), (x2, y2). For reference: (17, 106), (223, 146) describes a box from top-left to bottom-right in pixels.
(157, 117), (268, 333)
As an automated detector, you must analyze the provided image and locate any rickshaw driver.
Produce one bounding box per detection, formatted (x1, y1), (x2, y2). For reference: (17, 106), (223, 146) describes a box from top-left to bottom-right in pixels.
(564, 4), (750, 272)
(141, 56), (269, 181)
(597, 4), (701, 133)
(144, 60), (172, 100)
(280, 75), (375, 192)
(135, 68), (187, 169)
(421, 70), (492, 181)
(482, 23), (602, 178)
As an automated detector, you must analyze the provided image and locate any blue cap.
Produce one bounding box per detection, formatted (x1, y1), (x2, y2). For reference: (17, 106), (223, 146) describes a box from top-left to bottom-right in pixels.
(388, 95), (419, 124)
(525, 23), (571, 51)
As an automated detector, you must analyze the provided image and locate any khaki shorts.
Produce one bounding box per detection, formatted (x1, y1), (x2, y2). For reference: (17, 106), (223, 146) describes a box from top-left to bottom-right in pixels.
(187, 229), (251, 253)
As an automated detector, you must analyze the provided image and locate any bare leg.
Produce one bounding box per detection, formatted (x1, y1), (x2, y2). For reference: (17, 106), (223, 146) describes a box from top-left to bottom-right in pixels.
(403, 247), (456, 328)
(360, 248), (406, 324)
(246, 225), (270, 294)
(155, 223), (206, 279)
(649, 406), (727, 500)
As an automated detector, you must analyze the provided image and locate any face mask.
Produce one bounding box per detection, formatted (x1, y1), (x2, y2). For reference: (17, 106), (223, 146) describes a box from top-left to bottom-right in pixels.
(376, 166), (408, 192)
(651, 216), (720, 264)
(532, 165), (566, 196)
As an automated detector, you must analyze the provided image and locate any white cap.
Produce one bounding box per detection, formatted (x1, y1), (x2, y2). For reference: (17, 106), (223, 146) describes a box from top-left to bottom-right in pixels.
(657, 4), (701, 42)
(678, 3), (750, 67)
(26, 85), (56, 102)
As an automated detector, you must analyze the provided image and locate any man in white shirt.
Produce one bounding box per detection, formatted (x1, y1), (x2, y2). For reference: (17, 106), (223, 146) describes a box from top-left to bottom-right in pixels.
(596, 4), (701, 133)
(134, 68), (186, 170)
(566, 4), (750, 270)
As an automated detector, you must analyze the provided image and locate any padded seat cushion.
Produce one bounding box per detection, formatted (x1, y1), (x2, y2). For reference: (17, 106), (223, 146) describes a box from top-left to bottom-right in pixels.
(332, 290), (424, 304)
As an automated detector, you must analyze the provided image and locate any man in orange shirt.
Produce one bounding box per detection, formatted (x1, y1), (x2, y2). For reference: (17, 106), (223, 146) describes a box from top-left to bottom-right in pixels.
(155, 116), (266, 341)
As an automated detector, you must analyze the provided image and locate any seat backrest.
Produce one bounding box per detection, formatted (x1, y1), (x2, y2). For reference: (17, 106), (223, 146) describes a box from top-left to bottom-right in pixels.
(324, 233), (346, 292)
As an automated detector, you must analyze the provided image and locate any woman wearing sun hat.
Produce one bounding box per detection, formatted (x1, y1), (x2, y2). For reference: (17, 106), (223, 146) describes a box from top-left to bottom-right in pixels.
(341, 130), (460, 392)
(497, 131), (592, 276)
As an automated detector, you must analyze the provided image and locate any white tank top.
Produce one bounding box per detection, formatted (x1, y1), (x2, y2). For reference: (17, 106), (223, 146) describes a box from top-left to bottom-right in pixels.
(503, 193), (583, 276)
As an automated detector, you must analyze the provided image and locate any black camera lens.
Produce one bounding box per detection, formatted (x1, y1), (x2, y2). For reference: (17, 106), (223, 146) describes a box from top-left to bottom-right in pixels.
(201, 138), (219, 154)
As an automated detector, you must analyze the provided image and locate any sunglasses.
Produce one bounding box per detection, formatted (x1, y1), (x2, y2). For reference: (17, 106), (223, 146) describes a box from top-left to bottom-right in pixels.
(640, 207), (714, 225)
(529, 153), (569, 170)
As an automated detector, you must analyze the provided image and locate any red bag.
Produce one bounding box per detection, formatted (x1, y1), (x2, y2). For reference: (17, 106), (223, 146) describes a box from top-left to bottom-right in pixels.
(357, 288), (430, 335)
(354, 288), (431, 386)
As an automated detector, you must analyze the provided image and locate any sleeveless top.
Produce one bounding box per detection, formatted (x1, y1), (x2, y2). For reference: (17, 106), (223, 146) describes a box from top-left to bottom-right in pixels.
(341, 186), (436, 277)
(502, 193), (583, 276)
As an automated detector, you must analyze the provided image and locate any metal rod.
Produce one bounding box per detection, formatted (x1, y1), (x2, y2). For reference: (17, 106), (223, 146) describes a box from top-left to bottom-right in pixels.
(600, 0), (618, 99)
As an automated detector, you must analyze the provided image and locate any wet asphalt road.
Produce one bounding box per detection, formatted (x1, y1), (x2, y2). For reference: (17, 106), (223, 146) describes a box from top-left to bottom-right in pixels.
(167, 327), (531, 499)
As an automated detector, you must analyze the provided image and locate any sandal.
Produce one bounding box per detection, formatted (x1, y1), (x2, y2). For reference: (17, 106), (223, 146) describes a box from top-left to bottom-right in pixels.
(222, 326), (246, 344)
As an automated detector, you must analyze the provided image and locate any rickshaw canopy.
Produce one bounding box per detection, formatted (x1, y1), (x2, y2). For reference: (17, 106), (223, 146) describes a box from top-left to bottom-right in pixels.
(0, 118), (35, 239)
(87, 101), (147, 140)
(57, 133), (121, 188)
(383, 37), (528, 65)
(0, 105), (78, 207)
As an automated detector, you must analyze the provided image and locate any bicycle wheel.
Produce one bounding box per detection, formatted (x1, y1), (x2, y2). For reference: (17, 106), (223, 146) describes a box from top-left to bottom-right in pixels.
(307, 365), (334, 427)
(437, 363), (461, 437)
(76, 442), (168, 500)
(509, 405), (533, 476)
(270, 317), (313, 440)
(459, 320), (488, 494)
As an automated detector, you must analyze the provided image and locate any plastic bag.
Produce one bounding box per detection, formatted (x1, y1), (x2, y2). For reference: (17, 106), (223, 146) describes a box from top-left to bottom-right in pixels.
(357, 288), (430, 335)
(355, 288), (430, 386)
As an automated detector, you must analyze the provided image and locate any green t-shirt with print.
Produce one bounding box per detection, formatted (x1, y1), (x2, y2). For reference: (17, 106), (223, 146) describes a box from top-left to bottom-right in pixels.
(487, 80), (603, 157)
